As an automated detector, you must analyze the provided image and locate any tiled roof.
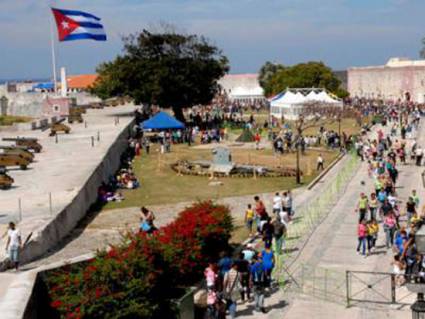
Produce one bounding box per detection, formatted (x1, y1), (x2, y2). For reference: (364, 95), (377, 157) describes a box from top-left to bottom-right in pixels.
(67, 74), (98, 89)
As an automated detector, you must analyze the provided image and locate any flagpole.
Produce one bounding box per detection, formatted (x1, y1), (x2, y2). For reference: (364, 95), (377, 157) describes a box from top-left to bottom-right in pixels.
(49, 9), (58, 94)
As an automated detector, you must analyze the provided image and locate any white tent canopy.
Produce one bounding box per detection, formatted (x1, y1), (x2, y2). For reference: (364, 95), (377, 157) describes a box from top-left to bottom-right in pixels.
(229, 86), (264, 99)
(270, 88), (342, 120)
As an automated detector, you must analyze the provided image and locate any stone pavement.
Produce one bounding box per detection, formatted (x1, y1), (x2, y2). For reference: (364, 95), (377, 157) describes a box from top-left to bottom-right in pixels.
(227, 120), (424, 319)
(232, 121), (425, 319)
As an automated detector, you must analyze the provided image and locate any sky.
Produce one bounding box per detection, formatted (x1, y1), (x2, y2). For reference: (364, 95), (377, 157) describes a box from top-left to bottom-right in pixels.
(0, 0), (424, 79)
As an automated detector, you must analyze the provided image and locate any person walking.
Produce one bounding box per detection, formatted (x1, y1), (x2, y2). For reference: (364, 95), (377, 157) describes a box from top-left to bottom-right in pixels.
(204, 262), (217, 291)
(262, 218), (274, 248)
(272, 218), (286, 255)
(223, 263), (240, 319)
(254, 196), (267, 233)
(356, 193), (369, 222)
(272, 192), (282, 216)
(244, 204), (255, 237)
(5, 222), (21, 270)
(356, 220), (367, 257)
(287, 190), (294, 218)
(383, 213), (397, 249)
(254, 132), (261, 150)
(369, 193), (379, 221)
(236, 252), (251, 302)
(250, 255), (267, 313)
(261, 244), (275, 288)
(317, 153), (324, 171)
(406, 197), (417, 222)
(411, 189), (420, 209)
(415, 145), (424, 166)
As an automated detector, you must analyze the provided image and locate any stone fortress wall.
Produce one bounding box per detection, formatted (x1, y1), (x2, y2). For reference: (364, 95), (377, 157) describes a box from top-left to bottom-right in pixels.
(348, 57), (425, 102)
(0, 84), (101, 118)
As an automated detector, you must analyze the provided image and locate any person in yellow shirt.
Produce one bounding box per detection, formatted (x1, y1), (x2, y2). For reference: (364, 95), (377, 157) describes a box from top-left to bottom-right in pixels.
(410, 211), (421, 226)
(245, 204), (255, 236)
(367, 219), (379, 252)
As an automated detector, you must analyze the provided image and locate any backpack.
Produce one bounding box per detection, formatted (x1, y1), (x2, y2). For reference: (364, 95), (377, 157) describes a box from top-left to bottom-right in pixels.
(273, 222), (286, 237)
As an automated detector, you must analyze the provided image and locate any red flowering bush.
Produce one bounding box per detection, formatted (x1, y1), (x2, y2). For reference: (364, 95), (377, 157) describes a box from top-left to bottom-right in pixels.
(46, 201), (232, 319)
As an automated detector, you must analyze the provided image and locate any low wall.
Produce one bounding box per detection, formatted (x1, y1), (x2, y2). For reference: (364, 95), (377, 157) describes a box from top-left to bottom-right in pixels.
(4, 92), (101, 118)
(2, 118), (134, 267)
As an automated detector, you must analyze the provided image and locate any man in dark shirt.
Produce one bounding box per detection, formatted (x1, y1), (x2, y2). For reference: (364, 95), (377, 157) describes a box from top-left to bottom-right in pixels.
(236, 252), (250, 302)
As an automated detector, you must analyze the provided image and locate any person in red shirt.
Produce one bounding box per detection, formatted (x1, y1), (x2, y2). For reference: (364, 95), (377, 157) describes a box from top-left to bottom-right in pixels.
(255, 133), (261, 150)
(254, 196), (267, 233)
(356, 220), (367, 257)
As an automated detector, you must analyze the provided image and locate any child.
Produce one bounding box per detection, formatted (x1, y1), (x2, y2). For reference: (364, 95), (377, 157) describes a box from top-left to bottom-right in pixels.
(392, 255), (406, 286)
(245, 204), (255, 236)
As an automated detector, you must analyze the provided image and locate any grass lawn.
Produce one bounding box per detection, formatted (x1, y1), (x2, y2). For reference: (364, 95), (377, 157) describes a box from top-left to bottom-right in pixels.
(104, 144), (338, 210)
(0, 115), (32, 126)
(296, 118), (370, 137)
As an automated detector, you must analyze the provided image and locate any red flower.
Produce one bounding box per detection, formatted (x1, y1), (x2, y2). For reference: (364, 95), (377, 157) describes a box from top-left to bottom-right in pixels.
(50, 300), (62, 308)
(95, 287), (103, 298)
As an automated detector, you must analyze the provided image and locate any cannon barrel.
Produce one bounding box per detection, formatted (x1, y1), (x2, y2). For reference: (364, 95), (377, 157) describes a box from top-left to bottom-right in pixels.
(3, 137), (38, 142)
(0, 145), (30, 150)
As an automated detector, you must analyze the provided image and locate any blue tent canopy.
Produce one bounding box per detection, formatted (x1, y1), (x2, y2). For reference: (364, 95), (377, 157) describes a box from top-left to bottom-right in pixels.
(140, 112), (185, 130)
(33, 82), (54, 90)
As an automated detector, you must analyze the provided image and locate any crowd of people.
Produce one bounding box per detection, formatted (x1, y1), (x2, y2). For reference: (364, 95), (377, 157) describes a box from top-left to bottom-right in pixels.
(202, 193), (294, 319)
(351, 103), (425, 288)
(97, 138), (141, 203)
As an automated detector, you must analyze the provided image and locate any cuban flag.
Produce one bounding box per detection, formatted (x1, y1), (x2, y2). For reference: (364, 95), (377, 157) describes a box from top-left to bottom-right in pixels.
(51, 8), (107, 42)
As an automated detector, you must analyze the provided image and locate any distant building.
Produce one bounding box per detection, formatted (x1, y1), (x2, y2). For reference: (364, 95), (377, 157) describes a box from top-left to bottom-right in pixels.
(348, 57), (425, 102)
(66, 74), (98, 93)
(42, 97), (75, 118)
(218, 74), (265, 102)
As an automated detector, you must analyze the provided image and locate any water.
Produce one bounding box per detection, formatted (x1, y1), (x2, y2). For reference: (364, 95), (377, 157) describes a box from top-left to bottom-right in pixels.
(0, 78), (49, 85)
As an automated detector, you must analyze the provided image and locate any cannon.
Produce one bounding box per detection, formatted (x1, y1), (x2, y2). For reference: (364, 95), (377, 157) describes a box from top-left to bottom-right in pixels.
(68, 107), (84, 124)
(0, 146), (34, 162)
(0, 153), (31, 170)
(0, 168), (13, 189)
(2, 137), (42, 153)
(90, 102), (104, 109)
(44, 118), (70, 136)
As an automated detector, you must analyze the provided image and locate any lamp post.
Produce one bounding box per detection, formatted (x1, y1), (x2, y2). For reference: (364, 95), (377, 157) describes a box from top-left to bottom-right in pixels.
(412, 293), (425, 319)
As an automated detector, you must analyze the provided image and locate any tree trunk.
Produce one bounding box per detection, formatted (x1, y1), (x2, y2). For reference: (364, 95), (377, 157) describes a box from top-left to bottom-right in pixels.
(296, 142), (301, 184)
(172, 106), (186, 124)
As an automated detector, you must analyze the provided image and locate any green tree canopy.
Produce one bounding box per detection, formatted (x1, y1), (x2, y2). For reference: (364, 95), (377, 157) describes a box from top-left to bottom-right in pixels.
(259, 61), (348, 98)
(258, 61), (285, 89)
(91, 29), (229, 121)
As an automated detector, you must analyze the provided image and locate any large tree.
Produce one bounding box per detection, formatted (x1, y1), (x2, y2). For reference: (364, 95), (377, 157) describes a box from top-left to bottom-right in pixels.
(258, 61), (285, 91)
(91, 29), (229, 122)
(259, 61), (347, 98)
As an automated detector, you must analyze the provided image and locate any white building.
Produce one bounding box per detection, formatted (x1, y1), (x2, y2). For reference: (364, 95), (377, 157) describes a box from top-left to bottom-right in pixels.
(348, 57), (425, 103)
(218, 74), (265, 102)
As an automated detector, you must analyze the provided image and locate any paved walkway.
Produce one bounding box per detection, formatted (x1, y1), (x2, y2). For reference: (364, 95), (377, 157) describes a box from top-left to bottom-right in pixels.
(233, 120), (425, 319)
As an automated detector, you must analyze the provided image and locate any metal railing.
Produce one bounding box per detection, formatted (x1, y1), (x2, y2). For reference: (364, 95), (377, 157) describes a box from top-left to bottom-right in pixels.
(274, 153), (360, 285)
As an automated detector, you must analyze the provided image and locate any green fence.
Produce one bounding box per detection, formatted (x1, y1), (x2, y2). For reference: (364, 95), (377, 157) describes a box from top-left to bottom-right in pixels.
(273, 153), (360, 287)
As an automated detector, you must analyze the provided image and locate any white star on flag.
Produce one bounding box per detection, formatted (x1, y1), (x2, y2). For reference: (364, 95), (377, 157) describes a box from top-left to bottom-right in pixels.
(61, 21), (70, 30)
